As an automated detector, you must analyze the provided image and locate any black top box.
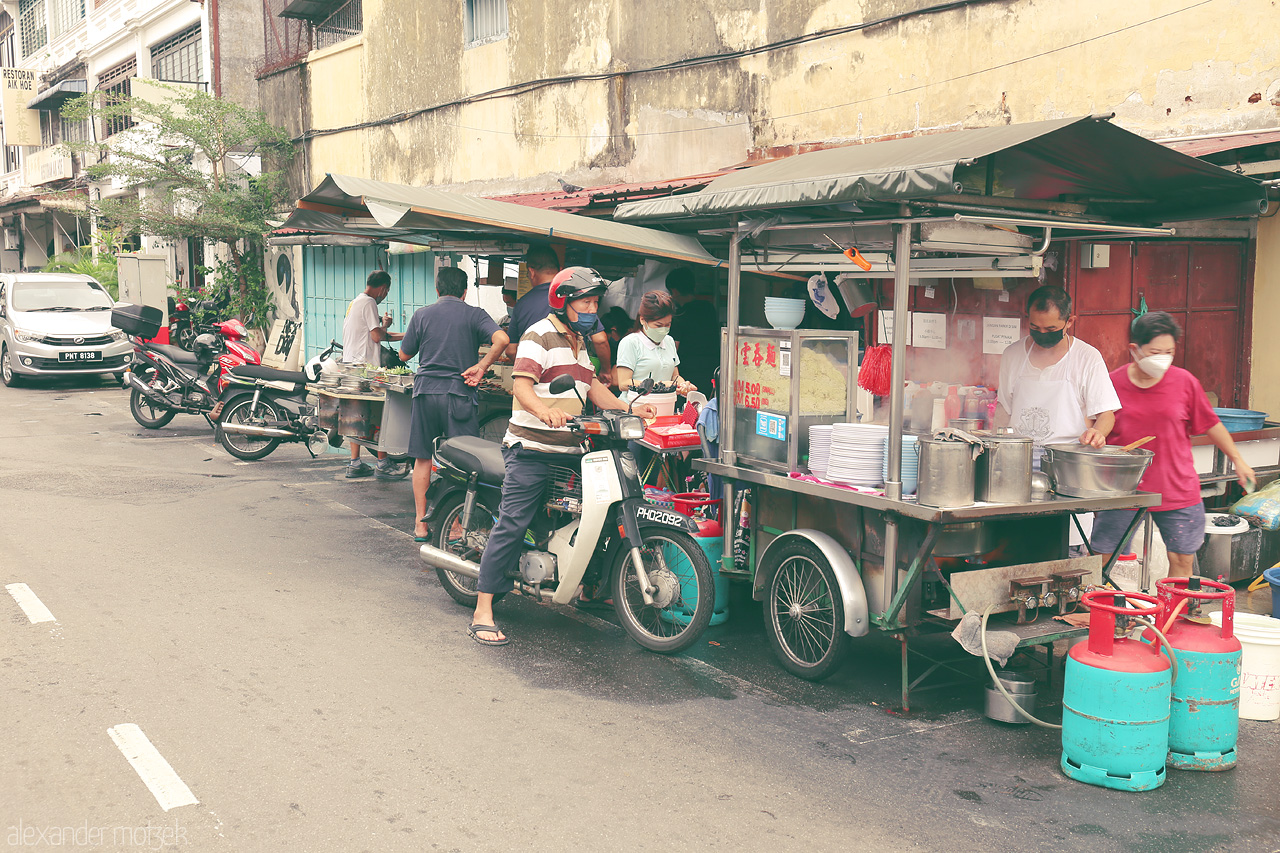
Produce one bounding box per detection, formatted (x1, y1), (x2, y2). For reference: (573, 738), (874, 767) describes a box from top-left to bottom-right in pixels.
(111, 303), (163, 339)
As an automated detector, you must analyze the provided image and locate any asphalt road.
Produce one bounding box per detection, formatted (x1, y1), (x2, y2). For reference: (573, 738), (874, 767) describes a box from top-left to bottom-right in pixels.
(2, 376), (1278, 852)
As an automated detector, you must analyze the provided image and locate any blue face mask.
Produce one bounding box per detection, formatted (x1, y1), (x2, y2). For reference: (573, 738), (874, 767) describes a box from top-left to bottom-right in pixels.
(569, 312), (597, 334)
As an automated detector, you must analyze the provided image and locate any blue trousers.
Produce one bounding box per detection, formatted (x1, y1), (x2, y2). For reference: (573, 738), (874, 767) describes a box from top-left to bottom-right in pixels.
(476, 446), (580, 595)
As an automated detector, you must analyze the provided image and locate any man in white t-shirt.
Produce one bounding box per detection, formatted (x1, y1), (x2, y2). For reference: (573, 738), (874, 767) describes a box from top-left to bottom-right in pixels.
(995, 285), (1121, 553)
(995, 285), (1120, 450)
(340, 270), (405, 479)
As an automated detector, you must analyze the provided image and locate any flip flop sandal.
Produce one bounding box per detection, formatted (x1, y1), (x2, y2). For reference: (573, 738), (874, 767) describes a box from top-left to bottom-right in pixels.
(413, 535), (430, 542)
(574, 597), (614, 612)
(468, 623), (509, 646)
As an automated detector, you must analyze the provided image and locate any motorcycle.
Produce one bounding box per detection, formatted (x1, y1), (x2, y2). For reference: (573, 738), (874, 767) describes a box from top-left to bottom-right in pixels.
(122, 318), (261, 430)
(417, 375), (716, 653)
(212, 341), (341, 461)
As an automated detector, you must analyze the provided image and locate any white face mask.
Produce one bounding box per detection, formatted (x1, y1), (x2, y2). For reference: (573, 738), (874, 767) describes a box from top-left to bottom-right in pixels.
(1135, 351), (1174, 379)
(643, 324), (670, 344)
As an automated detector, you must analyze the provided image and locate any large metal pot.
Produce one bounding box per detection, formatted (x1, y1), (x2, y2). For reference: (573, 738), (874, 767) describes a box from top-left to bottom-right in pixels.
(1042, 443), (1155, 498)
(917, 437), (980, 509)
(976, 433), (1033, 503)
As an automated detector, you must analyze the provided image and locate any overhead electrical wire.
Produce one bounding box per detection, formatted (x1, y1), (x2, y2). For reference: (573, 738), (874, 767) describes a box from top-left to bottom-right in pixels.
(294, 0), (1219, 144)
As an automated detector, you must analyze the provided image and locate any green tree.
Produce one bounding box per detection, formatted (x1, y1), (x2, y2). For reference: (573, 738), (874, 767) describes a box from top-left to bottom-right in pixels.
(60, 84), (294, 331)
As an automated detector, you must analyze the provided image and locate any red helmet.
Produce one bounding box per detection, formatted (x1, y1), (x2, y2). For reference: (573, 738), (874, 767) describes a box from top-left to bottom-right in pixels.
(547, 266), (607, 314)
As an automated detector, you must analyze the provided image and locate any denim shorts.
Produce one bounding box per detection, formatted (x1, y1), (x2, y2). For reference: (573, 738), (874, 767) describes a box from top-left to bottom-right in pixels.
(1090, 503), (1207, 556)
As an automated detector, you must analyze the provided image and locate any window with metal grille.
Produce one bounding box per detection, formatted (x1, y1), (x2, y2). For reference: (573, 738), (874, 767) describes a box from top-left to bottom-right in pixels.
(0, 13), (17, 67)
(97, 58), (136, 138)
(151, 24), (202, 82)
(4, 145), (21, 174)
(464, 0), (507, 46)
(314, 0), (361, 51)
(60, 115), (89, 143)
(18, 0), (47, 56)
(40, 108), (57, 146)
(48, 0), (84, 42)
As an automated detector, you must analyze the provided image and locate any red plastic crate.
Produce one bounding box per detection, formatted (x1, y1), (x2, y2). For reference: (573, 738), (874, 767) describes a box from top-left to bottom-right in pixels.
(644, 423), (701, 448)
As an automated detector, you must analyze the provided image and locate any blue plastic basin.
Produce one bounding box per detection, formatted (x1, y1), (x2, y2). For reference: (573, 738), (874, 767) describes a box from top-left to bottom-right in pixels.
(1213, 407), (1267, 433)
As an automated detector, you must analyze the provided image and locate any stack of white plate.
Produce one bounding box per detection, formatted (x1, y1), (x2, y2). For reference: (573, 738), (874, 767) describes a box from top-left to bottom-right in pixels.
(808, 425), (833, 478)
(825, 423), (890, 486)
(881, 435), (921, 495)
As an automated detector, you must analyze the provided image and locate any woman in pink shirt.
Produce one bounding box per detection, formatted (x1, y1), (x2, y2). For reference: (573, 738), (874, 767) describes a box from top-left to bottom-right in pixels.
(1091, 312), (1255, 578)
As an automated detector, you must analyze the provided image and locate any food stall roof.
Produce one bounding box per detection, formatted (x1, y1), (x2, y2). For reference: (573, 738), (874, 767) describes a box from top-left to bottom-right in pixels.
(282, 174), (720, 266)
(613, 116), (1268, 224)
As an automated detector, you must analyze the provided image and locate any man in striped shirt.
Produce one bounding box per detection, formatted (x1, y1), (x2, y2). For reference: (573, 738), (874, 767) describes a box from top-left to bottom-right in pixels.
(470, 267), (655, 646)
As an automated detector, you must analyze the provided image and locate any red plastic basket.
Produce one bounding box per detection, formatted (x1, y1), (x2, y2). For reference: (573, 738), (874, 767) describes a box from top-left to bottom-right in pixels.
(644, 424), (701, 448)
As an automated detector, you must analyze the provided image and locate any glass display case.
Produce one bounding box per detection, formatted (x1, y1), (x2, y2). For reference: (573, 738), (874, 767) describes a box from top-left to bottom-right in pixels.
(724, 328), (859, 472)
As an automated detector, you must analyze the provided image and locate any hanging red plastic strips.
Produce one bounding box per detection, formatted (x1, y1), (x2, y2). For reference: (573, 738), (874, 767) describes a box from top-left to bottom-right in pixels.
(857, 344), (892, 397)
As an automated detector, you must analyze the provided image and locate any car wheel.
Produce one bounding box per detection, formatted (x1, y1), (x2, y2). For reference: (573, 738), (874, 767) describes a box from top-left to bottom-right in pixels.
(1, 343), (22, 387)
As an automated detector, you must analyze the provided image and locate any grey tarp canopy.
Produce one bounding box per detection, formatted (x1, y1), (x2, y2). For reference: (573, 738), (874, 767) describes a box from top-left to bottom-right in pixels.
(613, 116), (1268, 224)
(279, 173), (719, 266)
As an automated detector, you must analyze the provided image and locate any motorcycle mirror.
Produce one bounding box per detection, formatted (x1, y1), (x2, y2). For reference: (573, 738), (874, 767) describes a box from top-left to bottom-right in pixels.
(548, 374), (576, 395)
(548, 373), (587, 410)
(628, 377), (655, 414)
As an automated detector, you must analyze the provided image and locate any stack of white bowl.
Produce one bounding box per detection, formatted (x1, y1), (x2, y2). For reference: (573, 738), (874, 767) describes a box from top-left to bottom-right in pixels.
(807, 425), (833, 478)
(881, 435), (920, 495)
(825, 423), (890, 486)
(764, 297), (806, 330)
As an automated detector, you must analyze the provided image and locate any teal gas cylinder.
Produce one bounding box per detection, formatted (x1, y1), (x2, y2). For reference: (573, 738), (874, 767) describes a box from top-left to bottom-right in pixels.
(669, 518), (729, 627)
(1062, 591), (1172, 792)
(1155, 577), (1242, 771)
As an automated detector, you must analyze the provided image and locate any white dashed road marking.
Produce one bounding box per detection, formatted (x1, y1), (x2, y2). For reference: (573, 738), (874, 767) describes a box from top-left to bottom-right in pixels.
(6, 583), (56, 623)
(107, 724), (199, 812)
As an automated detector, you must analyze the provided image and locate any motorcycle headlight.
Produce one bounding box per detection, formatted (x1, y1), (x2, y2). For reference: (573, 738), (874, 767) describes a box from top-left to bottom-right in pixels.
(109, 328), (127, 342)
(14, 328), (43, 344)
(617, 415), (645, 440)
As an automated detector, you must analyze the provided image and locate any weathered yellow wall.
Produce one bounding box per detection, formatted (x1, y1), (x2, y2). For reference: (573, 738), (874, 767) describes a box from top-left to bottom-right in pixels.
(1251, 213), (1280, 419)
(263, 0), (1280, 194)
(304, 36), (367, 184)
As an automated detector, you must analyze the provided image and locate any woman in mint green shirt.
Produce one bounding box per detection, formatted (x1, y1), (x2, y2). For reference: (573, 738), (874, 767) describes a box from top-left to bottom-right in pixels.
(615, 290), (696, 402)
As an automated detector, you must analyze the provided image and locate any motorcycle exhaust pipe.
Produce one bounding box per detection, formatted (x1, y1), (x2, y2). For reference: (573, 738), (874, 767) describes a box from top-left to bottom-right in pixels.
(124, 372), (171, 408)
(418, 544), (481, 580)
(217, 423), (297, 439)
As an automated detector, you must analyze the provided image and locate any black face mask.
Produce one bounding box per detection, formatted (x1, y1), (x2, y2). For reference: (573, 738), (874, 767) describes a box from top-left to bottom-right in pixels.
(1029, 328), (1065, 348)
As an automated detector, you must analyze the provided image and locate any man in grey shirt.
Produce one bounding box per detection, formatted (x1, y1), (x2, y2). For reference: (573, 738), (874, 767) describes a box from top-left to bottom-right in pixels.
(399, 267), (509, 540)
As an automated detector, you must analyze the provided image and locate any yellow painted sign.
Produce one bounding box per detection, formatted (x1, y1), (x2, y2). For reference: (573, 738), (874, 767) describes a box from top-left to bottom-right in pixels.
(1, 69), (43, 147)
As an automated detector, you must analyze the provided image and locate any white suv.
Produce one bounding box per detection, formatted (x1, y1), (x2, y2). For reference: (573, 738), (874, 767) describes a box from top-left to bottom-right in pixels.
(0, 273), (133, 386)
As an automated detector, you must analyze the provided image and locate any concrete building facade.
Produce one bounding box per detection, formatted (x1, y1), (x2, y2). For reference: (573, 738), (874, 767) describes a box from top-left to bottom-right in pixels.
(255, 0), (1278, 410)
(0, 0), (265, 283)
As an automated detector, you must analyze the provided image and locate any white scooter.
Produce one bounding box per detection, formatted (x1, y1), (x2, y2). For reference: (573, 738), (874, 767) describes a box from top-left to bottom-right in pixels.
(417, 376), (716, 653)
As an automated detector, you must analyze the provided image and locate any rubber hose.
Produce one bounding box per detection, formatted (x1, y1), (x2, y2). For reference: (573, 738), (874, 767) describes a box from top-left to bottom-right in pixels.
(1134, 618), (1180, 686)
(980, 604), (1062, 729)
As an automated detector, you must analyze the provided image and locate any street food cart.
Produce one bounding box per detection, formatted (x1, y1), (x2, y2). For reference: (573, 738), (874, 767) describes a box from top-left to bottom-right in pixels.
(614, 115), (1268, 708)
(315, 368), (416, 458)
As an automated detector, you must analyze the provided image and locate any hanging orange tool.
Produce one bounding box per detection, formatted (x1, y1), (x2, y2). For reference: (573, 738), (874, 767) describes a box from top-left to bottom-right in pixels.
(824, 233), (873, 271)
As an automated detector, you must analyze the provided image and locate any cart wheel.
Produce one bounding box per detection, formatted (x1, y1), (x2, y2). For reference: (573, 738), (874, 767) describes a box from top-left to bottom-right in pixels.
(763, 539), (851, 680)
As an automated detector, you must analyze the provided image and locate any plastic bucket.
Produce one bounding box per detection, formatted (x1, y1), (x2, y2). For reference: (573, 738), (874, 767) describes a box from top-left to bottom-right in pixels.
(1265, 566), (1280, 619)
(1210, 610), (1280, 720)
(635, 391), (677, 417)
